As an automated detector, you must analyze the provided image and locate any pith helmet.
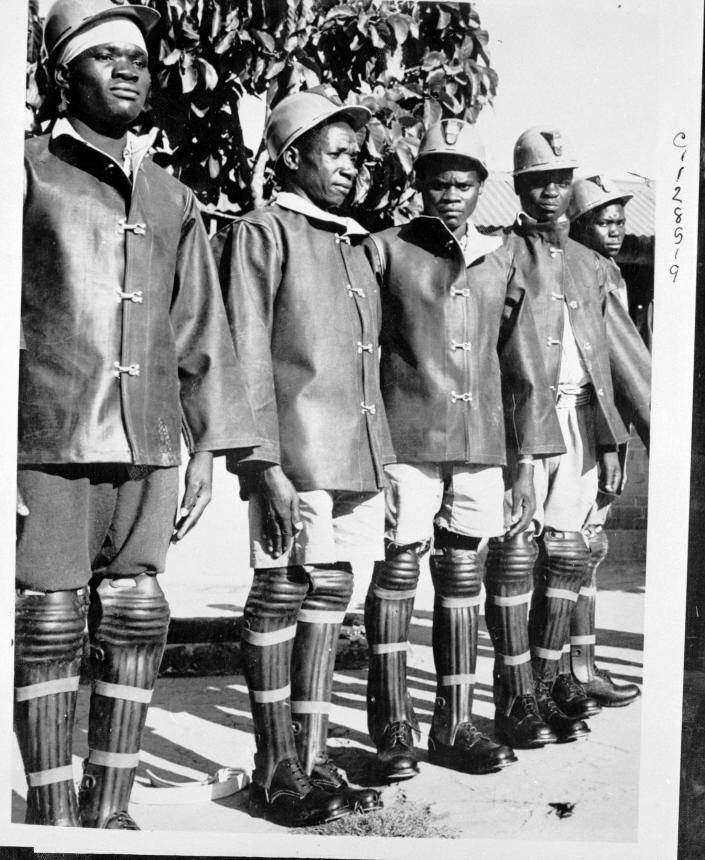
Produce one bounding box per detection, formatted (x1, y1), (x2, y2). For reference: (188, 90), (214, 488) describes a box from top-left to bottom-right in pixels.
(43, 0), (160, 67)
(415, 119), (488, 180)
(265, 92), (371, 163)
(513, 126), (578, 175)
(568, 175), (633, 222)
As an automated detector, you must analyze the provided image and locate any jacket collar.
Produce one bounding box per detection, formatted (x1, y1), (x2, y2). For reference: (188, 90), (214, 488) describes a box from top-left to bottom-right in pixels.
(410, 216), (502, 266)
(274, 191), (368, 236)
(513, 211), (570, 247)
(52, 117), (157, 181)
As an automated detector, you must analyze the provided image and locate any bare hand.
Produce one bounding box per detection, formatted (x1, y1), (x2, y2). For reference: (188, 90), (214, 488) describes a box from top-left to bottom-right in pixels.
(598, 450), (621, 496)
(507, 463), (536, 537)
(255, 465), (302, 558)
(173, 451), (213, 542)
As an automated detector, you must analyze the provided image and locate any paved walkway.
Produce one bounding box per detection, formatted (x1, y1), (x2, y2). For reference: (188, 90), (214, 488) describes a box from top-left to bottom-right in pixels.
(10, 461), (645, 845)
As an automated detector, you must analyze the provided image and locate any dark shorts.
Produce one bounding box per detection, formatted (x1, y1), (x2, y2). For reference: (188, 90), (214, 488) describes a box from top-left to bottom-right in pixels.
(16, 464), (179, 591)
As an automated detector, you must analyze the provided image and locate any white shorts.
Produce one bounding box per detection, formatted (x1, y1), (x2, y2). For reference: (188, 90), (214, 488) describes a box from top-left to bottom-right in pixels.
(249, 489), (385, 569)
(384, 462), (506, 546)
(529, 397), (599, 533)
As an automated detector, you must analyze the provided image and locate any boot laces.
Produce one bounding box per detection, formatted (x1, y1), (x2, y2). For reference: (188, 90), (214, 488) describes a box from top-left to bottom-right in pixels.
(594, 666), (614, 682)
(283, 757), (311, 792)
(455, 722), (489, 744)
(556, 672), (587, 697)
(387, 720), (414, 747)
(516, 693), (541, 717)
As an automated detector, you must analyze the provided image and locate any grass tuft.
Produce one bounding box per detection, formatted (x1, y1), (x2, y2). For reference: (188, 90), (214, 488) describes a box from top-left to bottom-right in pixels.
(299, 791), (459, 838)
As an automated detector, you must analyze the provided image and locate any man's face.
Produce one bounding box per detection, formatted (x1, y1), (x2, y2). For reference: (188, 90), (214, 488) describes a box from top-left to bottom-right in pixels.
(580, 203), (627, 258)
(288, 122), (359, 211)
(419, 159), (484, 237)
(64, 41), (150, 130)
(517, 169), (574, 222)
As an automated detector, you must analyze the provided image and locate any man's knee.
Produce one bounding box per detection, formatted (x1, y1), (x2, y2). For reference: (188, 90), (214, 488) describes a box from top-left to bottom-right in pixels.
(88, 573), (170, 649)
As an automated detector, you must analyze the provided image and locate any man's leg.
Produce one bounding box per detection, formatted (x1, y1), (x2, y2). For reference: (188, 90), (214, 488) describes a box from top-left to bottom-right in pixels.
(485, 532), (557, 748)
(291, 563), (381, 812)
(14, 465), (113, 827)
(428, 527), (516, 773)
(570, 524), (640, 706)
(365, 464), (441, 781)
(78, 466), (175, 829)
(79, 574), (170, 828)
(428, 465), (516, 772)
(14, 588), (87, 826)
(530, 401), (599, 741)
(244, 492), (350, 827)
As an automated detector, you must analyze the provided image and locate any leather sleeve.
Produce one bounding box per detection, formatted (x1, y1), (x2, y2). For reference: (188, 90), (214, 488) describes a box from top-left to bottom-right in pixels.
(602, 264), (651, 450)
(171, 191), (262, 459)
(215, 215), (283, 473)
(500, 276), (566, 459)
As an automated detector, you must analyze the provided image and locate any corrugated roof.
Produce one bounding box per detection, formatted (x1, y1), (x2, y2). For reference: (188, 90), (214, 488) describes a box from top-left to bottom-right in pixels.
(474, 172), (654, 237)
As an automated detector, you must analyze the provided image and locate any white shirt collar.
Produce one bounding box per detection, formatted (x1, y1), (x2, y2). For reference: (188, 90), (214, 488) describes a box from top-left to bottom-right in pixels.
(52, 117), (157, 180)
(458, 220), (502, 267)
(274, 191), (368, 236)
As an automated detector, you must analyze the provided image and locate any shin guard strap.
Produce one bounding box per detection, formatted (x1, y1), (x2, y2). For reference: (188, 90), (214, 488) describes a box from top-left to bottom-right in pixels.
(88, 750), (140, 769)
(290, 700), (331, 715)
(15, 676), (80, 701)
(27, 765), (75, 788)
(242, 625), (297, 646)
(93, 681), (153, 704)
(252, 684), (291, 704)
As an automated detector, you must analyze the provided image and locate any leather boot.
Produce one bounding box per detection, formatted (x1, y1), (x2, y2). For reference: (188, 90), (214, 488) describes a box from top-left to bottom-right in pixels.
(427, 540), (515, 774)
(242, 567), (349, 826)
(534, 679), (590, 743)
(365, 549), (420, 781)
(291, 565), (381, 814)
(494, 694), (557, 749)
(14, 587), (87, 826)
(249, 757), (350, 827)
(582, 667), (641, 707)
(485, 533), (556, 748)
(79, 574), (170, 829)
(572, 527), (641, 707)
(551, 644), (601, 718)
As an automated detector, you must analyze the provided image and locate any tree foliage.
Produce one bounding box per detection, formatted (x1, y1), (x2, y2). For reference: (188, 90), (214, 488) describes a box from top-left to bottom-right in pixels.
(26, 0), (498, 228)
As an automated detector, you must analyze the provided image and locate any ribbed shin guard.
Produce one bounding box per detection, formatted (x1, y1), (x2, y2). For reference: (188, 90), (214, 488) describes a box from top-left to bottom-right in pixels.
(79, 574), (169, 828)
(14, 588), (87, 826)
(429, 549), (483, 745)
(241, 567), (309, 790)
(530, 531), (589, 683)
(571, 527), (607, 684)
(291, 565), (353, 773)
(484, 533), (536, 714)
(365, 549), (420, 744)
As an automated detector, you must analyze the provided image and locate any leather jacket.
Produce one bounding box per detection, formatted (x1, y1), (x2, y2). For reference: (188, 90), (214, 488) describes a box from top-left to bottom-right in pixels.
(20, 130), (260, 466)
(368, 217), (565, 465)
(500, 217), (632, 448)
(215, 198), (395, 493)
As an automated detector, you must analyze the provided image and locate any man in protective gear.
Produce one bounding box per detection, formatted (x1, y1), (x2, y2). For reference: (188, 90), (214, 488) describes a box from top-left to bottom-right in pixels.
(215, 90), (392, 827)
(566, 175), (651, 708)
(363, 119), (568, 781)
(15, 0), (260, 828)
(499, 127), (649, 737)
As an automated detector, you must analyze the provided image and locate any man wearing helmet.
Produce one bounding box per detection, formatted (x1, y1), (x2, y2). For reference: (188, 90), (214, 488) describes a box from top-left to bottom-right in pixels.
(215, 90), (391, 826)
(16, 0), (260, 829)
(362, 119), (568, 781)
(566, 176), (651, 708)
(500, 127), (649, 735)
